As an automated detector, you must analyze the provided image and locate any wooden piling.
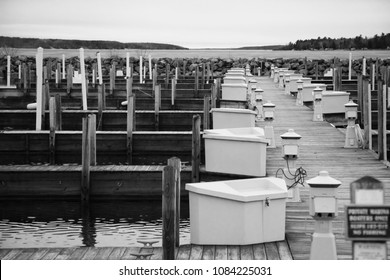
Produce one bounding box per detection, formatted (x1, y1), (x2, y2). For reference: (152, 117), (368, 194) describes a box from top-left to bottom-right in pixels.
(165, 64), (170, 89)
(357, 74), (363, 126)
(152, 65), (157, 91)
(49, 97), (56, 164)
(22, 63), (28, 94)
(203, 96), (211, 130)
(362, 76), (370, 149)
(55, 94), (62, 130)
(148, 55), (152, 80)
(89, 114), (96, 166)
(201, 63), (205, 89)
(97, 52), (102, 85)
(211, 83), (217, 108)
(56, 62), (61, 88)
(110, 62), (116, 95)
(192, 114), (201, 182)
(162, 165), (176, 260)
(167, 157), (181, 248)
(80, 48), (88, 110)
(66, 64), (73, 94)
(171, 78), (176, 107)
(81, 116), (91, 202)
(6, 55), (11, 87)
(377, 79), (384, 160)
(155, 84), (161, 130)
(195, 65), (199, 97)
(36, 47), (44, 131)
(62, 54), (66, 80)
(97, 84), (105, 130)
(127, 77), (134, 164)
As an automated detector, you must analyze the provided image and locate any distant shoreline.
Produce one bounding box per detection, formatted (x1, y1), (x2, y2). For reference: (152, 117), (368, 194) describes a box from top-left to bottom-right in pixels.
(9, 48), (390, 60)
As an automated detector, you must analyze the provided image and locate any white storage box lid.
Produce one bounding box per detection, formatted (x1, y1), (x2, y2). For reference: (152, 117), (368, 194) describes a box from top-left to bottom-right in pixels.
(211, 108), (257, 115)
(290, 77), (311, 81)
(303, 83), (326, 88)
(224, 76), (246, 82)
(221, 83), (247, 88)
(323, 91), (350, 96)
(203, 127), (268, 143)
(186, 177), (288, 202)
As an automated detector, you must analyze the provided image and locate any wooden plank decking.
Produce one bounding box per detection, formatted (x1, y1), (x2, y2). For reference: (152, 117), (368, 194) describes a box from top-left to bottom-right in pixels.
(0, 241), (293, 260)
(258, 76), (390, 260)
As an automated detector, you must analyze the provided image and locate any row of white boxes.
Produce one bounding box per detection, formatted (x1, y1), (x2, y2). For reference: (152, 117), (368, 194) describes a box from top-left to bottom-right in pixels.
(272, 66), (350, 114)
(186, 67), (286, 246)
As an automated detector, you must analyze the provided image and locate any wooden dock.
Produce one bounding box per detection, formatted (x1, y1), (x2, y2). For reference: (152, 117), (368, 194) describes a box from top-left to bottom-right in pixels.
(0, 241), (292, 260)
(1, 76), (389, 260)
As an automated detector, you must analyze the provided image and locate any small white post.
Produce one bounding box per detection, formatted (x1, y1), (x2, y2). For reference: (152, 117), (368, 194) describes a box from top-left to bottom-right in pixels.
(126, 52), (130, 77)
(62, 54), (66, 79)
(6, 55), (11, 87)
(35, 47), (43, 130)
(80, 48), (88, 110)
(97, 52), (103, 85)
(371, 63), (375, 91)
(140, 56), (143, 84)
(175, 67), (178, 80)
(362, 57), (366, 76)
(348, 52), (352, 81)
(148, 54), (152, 80)
(18, 64), (21, 80)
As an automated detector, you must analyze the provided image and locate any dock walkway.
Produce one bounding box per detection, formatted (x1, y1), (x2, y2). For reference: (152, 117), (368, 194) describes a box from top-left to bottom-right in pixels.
(1, 76), (389, 260)
(258, 76), (390, 260)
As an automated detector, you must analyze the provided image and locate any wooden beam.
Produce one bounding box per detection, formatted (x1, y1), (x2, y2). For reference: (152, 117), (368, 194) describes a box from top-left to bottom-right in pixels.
(35, 47), (43, 131)
(167, 157), (181, 248)
(127, 77), (134, 164)
(162, 165), (176, 260)
(49, 97), (56, 164)
(377, 79), (384, 160)
(192, 114), (201, 182)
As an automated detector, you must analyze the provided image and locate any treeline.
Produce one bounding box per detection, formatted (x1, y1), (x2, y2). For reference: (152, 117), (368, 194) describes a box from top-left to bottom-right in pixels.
(0, 36), (187, 50)
(281, 33), (390, 50)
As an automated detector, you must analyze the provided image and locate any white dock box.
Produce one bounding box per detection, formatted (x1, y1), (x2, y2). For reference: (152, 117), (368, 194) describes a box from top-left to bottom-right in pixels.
(211, 108), (257, 129)
(223, 76), (247, 84)
(302, 84), (327, 102)
(322, 91), (350, 114)
(221, 83), (248, 101)
(186, 177), (288, 245)
(204, 127), (268, 176)
(289, 77), (312, 93)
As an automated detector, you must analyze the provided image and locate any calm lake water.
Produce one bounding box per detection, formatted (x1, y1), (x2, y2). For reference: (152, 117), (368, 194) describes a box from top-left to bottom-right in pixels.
(0, 200), (190, 248)
(15, 48), (390, 60)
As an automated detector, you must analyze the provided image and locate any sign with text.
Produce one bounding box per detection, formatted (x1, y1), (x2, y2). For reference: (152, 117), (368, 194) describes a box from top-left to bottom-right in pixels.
(345, 205), (390, 240)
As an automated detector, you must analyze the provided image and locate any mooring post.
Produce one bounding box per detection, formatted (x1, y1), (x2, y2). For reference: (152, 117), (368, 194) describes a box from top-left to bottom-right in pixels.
(152, 64), (157, 91)
(168, 157), (181, 248)
(148, 55), (152, 80)
(97, 84), (105, 131)
(56, 62), (61, 88)
(97, 52), (103, 86)
(203, 96), (210, 130)
(371, 61), (376, 91)
(201, 63), (205, 89)
(62, 54), (66, 79)
(92, 63), (97, 88)
(6, 55), (11, 87)
(55, 94), (62, 130)
(154, 84), (161, 130)
(66, 64), (73, 94)
(22, 63), (28, 94)
(49, 97), (57, 164)
(171, 77), (176, 107)
(127, 77), (134, 164)
(81, 116), (91, 202)
(139, 56), (143, 84)
(211, 83), (217, 108)
(165, 63), (170, 89)
(357, 74), (363, 126)
(362, 57), (366, 76)
(195, 65), (199, 97)
(377, 79), (384, 160)
(162, 165), (176, 260)
(192, 114), (201, 182)
(35, 47), (44, 131)
(206, 63), (211, 84)
(43, 79), (50, 112)
(110, 61), (116, 95)
(89, 114), (96, 166)
(362, 76), (370, 149)
(79, 48), (88, 110)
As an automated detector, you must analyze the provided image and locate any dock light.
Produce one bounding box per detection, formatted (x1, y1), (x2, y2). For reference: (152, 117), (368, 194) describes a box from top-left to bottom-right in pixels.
(280, 129), (303, 202)
(296, 79), (303, 106)
(312, 87), (323, 122)
(270, 65), (275, 78)
(344, 100), (359, 148)
(284, 74), (291, 94)
(307, 171), (341, 260)
(255, 88), (264, 121)
(263, 101), (276, 148)
(280, 129), (301, 159)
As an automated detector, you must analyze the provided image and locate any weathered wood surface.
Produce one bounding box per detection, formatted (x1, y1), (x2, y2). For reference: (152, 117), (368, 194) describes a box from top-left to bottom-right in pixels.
(0, 110), (204, 131)
(0, 241), (292, 260)
(258, 76), (390, 260)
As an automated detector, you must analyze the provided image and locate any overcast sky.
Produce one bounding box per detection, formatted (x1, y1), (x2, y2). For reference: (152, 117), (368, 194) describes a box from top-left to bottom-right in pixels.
(0, 0), (389, 49)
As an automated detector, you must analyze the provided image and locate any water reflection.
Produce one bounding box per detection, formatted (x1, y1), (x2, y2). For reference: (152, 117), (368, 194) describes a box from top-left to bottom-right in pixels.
(0, 200), (190, 248)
